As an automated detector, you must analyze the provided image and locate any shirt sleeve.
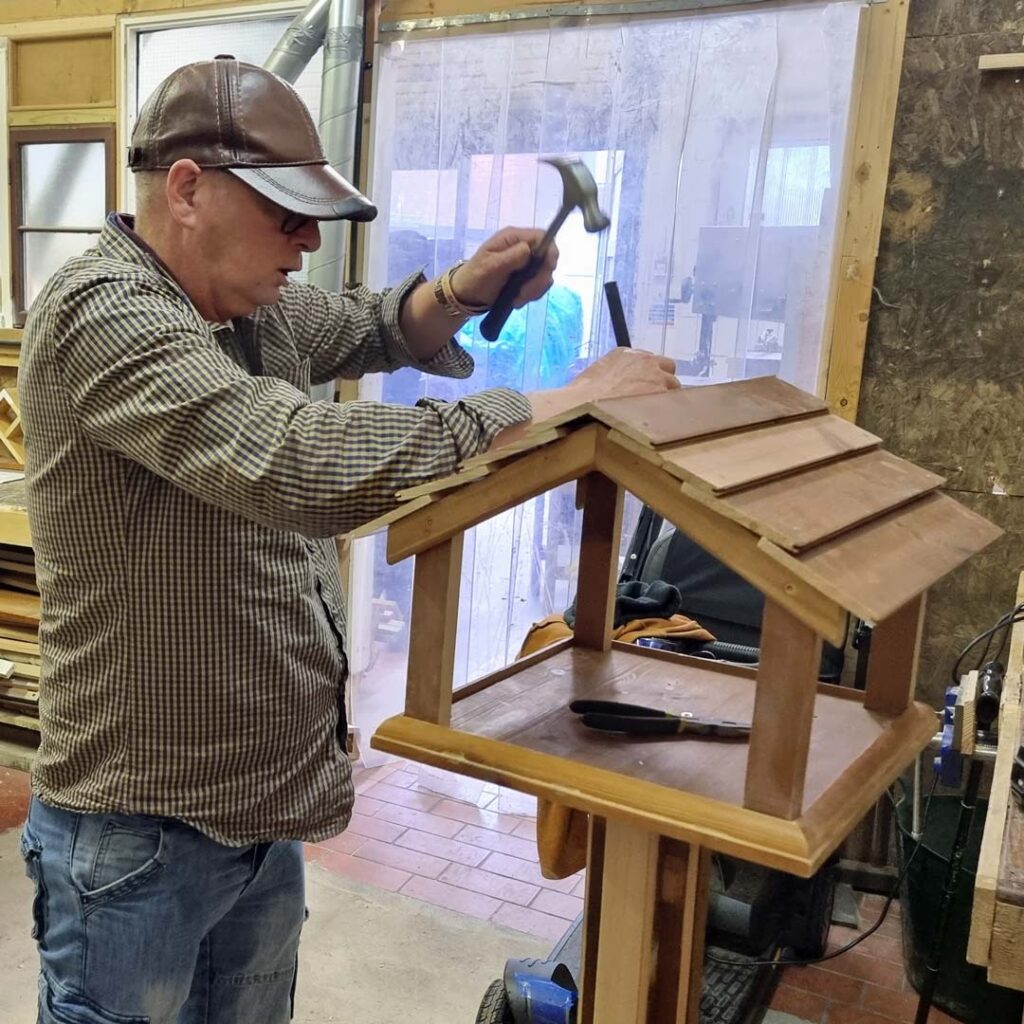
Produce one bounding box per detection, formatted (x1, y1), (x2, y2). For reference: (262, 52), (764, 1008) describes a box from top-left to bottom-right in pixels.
(49, 271), (532, 538)
(274, 270), (476, 385)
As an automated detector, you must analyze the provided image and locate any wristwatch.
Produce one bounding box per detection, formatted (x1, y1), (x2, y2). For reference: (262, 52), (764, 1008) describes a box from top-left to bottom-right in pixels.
(433, 260), (490, 319)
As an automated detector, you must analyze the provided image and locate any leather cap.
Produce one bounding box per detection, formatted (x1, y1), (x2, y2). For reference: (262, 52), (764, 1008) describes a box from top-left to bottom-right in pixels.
(129, 56), (377, 223)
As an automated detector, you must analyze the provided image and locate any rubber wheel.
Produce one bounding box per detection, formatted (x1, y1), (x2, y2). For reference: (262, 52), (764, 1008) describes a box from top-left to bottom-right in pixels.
(476, 978), (515, 1024)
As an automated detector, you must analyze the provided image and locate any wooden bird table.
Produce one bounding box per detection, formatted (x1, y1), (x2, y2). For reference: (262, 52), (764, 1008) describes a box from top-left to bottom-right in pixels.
(369, 380), (1000, 1023)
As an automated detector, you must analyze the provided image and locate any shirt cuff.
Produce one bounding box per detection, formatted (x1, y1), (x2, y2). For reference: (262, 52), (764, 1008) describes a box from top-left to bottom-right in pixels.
(380, 269), (476, 380)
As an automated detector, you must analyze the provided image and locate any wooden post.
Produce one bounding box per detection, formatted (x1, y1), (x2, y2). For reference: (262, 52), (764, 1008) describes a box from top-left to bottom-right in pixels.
(578, 817), (710, 1024)
(863, 594), (925, 715)
(404, 533), (463, 724)
(573, 473), (624, 651)
(744, 599), (823, 819)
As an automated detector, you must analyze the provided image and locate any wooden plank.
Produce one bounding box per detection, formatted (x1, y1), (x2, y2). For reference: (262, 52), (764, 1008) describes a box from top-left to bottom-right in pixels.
(578, 816), (605, 1024)
(863, 595), (925, 716)
(8, 105), (116, 126)
(395, 464), (490, 503)
(596, 434), (848, 646)
(12, 34), (114, 108)
(0, 622), (38, 643)
(679, 845), (712, 1024)
(589, 377), (827, 448)
(572, 473), (623, 652)
(760, 492), (1002, 624)
(395, 426), (569, 502)
(979, 53), (1024, 71)
(656, 415), (880, 495)
(590, 818), (660, 1023)
(0, 589), (39, 626)
(744, 601), (823, 819)
(696, 450), (943, 554)
(823, 0), (910, 421)
(969, 668), (1023, 968)
(989, 901), (1024, 990)
(387, 424), (599, 563)
(527, 377), (827, 447)
(404, 534), (464, 725)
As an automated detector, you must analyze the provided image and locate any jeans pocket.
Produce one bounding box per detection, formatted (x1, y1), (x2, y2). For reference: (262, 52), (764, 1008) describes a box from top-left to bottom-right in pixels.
(19, 824), (46, 942)
(72, 816), (165, 915)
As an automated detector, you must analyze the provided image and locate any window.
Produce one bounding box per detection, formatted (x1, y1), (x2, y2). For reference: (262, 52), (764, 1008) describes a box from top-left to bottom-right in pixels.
(348, 2), (866, 757)
(9, 126), (115, 325)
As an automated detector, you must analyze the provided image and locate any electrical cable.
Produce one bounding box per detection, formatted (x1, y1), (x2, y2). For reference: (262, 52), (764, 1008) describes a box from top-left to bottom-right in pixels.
(950, 603), (1024, 686)
(706, 774), (939, 970)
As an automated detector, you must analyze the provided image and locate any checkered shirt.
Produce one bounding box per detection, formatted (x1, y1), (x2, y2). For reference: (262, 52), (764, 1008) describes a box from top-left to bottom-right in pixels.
(19, 214), (529, 846)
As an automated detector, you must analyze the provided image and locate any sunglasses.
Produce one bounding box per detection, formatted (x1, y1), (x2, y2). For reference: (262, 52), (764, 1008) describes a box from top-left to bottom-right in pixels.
(280, 210), (315, 235)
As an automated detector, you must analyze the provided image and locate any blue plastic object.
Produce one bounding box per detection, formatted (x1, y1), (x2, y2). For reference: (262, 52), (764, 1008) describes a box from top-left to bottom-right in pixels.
(513, 975), (577, 1023)
(934, 686), (962, 787)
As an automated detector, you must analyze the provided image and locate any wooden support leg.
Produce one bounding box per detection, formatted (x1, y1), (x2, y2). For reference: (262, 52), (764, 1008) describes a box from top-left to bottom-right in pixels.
(404, 533), (463, 724)
(578, 817), (710, 1024)
(863, 594), (925, 715)
(573, 473), (624, 651)
(744, 599), (822, 819)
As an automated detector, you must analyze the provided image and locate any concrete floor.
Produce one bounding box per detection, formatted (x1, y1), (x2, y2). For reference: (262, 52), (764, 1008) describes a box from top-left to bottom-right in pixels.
(0, 825), (549, 1023)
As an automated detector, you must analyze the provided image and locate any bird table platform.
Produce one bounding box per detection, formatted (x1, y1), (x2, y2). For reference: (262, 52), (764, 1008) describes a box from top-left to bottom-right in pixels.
(368, 376), (1001, 1024)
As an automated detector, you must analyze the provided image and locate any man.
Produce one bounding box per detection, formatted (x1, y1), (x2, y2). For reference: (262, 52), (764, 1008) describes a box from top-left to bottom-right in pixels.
(17, 56), (678, 1024)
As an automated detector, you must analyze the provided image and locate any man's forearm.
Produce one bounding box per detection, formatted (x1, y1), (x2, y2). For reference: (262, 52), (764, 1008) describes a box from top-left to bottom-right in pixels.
(398, 276), (472, 360)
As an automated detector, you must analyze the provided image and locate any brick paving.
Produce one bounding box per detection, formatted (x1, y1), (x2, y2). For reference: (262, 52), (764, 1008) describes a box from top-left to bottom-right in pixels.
(321, 759), (583, 944)
(0, 762), (971, 1022)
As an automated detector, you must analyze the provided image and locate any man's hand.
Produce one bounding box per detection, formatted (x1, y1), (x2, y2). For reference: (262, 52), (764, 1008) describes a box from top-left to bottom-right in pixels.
(451, 227), (558, 309)
(562, 347), (681, 404)
(399, 227), (557, 360)
(494, 348), (680, 448)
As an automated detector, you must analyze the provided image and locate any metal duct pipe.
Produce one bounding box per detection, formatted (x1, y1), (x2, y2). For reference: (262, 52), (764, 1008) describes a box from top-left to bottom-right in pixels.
(264, 0), (331, 83)
(308, 0), (365, 298)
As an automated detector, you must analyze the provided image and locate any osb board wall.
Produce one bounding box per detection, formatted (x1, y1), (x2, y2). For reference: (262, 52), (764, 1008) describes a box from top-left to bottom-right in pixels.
(858, 0), (1024, 706)
(11, 35), (113, 107)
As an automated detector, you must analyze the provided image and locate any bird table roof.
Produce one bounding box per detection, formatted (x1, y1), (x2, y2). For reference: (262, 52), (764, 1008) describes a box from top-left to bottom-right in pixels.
(362, 376), (1000, 643)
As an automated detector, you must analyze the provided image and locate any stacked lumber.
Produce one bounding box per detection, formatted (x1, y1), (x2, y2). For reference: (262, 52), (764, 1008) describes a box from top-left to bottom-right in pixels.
(0, 545), (40, 725)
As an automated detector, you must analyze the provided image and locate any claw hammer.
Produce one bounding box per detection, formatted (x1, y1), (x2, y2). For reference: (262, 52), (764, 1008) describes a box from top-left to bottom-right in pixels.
(479, 157), (610, 341)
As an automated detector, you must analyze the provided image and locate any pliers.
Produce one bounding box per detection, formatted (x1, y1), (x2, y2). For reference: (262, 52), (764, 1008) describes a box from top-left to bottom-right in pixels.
(569, 699), (751, 739)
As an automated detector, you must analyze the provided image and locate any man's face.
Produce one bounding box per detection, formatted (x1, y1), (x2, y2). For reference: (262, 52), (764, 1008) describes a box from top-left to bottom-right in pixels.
(190, 170), (321, 320)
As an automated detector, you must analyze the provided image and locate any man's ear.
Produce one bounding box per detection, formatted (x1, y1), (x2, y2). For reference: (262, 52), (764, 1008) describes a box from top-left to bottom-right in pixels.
(165, 159), (204, 228)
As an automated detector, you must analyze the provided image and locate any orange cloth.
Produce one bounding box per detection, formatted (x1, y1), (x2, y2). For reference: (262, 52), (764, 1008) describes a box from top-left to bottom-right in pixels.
(517, 612), (714, 660)
(518, 612), (715, 878)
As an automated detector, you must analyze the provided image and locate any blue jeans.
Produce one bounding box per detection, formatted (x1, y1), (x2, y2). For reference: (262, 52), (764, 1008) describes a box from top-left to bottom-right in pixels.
(20, 797), (305, 1024)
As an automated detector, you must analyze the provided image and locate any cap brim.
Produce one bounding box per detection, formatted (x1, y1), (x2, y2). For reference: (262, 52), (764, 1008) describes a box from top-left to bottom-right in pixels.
(228, 164), (377, 223)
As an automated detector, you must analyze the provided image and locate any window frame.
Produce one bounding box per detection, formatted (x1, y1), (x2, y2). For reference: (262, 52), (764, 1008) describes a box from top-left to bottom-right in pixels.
(8, 123), (115, 326)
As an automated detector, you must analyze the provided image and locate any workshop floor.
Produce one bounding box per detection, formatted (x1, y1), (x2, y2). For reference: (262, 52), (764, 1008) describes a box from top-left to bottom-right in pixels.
(0, 762), (963, 1024)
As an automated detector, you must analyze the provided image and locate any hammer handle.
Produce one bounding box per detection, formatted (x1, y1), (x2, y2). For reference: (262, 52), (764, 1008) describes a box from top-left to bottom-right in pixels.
(479, 252), (544, 342)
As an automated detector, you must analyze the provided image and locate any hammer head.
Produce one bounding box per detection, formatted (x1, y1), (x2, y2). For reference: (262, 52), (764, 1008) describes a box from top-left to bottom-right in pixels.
(543, 156), (610, 233)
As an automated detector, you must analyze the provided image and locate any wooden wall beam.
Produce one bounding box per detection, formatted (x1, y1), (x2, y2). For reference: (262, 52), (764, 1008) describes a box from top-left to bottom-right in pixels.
(822, 0), (910, 420)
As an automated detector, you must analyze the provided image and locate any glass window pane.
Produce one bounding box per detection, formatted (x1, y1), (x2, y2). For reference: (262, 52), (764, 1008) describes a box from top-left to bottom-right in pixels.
(23, 232), (100, 310)
(22, 143), (106, 227)
(136, 19), (324, 127)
